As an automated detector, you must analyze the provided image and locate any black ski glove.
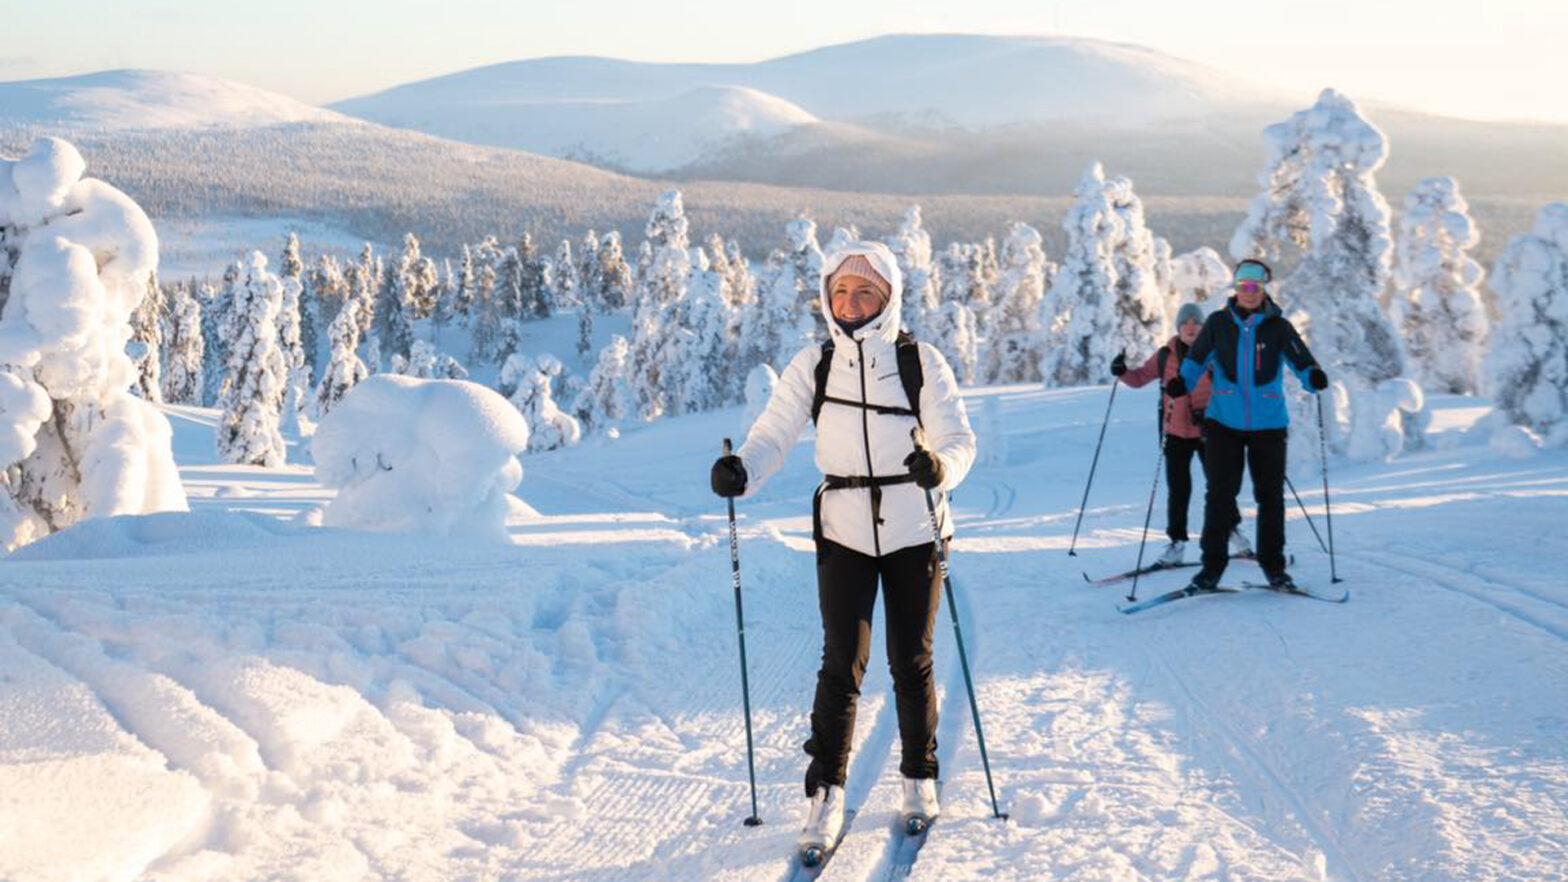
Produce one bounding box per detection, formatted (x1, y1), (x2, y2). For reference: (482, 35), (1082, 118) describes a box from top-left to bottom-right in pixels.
(711, 454), (747, 498)
(1164, 376), (1187, 399)
(904, 447), (946, 490)
(1308, 368), (1329, 391)
(1110, 352), (1128, 377)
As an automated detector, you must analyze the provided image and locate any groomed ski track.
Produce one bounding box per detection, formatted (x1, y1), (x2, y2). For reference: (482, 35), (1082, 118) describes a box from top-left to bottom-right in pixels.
(2, 388), (1565, 881)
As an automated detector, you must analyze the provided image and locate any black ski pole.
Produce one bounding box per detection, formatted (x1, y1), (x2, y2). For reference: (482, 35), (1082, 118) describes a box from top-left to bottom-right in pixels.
(912, 428), (1007, 821)
(1315, 397), (1343, 584)
(1068, 377), (1120, 556)
(1126, 414), (1169, 604)
(722, 438), (764, 827)
(1283, 475), (1330, 555)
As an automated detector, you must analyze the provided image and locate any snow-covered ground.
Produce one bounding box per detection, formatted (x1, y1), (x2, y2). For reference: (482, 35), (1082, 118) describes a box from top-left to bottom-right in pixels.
(2, 386), (1565, 881)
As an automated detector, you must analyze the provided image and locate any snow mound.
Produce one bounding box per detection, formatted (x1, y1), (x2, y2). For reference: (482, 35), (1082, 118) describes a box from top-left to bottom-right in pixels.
(0, 69), (349, 131)
(1490, 423), (1544, 459)
(6, 511), (295, 561)
(310, 375), (529, 539)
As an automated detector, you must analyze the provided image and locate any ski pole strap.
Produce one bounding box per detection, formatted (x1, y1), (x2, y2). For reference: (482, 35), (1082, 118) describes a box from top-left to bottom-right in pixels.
(814, 473), (917, 542)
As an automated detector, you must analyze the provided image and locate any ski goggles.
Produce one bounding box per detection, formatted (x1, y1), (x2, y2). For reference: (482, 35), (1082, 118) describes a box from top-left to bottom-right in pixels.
(1233, 281), (1264, 295)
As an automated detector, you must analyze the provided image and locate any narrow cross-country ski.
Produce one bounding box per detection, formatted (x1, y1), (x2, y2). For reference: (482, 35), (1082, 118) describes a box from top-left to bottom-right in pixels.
(1082, 560), (1197, 587)
(791, 809), (859, 880)
(885, 815), (934, 879)
(1117, 584), (1246, 614)
(1240, 580), (1350, 604)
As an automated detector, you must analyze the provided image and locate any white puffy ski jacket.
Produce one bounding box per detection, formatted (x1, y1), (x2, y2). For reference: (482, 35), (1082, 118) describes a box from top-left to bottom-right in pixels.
(737, 241), (977, 558)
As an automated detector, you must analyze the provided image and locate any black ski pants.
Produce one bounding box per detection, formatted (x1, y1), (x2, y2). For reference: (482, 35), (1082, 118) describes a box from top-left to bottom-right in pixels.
(804, 538), (942, 796)
(1164, 435), (1205, 542)
(1199, 421), (1288, 580)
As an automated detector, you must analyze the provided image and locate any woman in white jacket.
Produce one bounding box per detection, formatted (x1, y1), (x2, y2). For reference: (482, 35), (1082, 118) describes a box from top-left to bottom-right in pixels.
(711, 241), (976, 852)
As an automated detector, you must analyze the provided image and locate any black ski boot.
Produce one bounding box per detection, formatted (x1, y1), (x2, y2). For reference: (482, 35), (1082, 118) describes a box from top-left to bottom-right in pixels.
(1187, 569), (1222, 592)
(1264, 570), (1298, 591)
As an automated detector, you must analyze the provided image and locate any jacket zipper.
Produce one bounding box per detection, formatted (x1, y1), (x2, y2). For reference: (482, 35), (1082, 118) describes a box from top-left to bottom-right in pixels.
(854, 339), (882, 557)
(1241, 320), (1253, 430)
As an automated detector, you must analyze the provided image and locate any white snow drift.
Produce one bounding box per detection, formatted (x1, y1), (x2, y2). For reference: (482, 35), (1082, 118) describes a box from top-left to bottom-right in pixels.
(309, 374), (529, 539)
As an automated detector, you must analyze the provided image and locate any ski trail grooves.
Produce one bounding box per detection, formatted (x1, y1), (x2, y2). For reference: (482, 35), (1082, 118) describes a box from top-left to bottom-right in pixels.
(1152, 648), (1362, 882)
(1347, 550), (1568, 641)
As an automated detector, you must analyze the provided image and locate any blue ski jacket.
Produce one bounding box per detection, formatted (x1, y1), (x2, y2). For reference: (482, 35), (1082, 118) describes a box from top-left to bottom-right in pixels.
(1179, 297), (1321, 432)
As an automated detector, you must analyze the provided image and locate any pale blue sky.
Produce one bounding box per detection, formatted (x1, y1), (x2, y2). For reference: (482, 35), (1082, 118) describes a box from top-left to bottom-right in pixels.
(4, 0), (1564, 122)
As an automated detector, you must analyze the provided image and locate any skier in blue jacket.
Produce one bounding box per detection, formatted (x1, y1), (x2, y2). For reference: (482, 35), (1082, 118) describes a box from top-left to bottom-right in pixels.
(1164, 259), (1328, 590)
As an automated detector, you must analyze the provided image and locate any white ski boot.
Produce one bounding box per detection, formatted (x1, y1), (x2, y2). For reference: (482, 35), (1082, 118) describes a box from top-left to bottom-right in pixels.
(1154, 540), (1186, 568)
(1228, 527), (1253, 558)
(798, 785), (846, 867)
(900, 777), (939, 835)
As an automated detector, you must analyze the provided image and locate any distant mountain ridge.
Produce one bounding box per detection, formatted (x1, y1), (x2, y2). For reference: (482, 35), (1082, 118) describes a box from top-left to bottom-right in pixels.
(0, 69), (350, 130)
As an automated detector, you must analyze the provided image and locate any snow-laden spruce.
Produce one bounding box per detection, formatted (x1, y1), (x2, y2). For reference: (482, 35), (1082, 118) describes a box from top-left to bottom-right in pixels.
(573, 333), (633, 436)
(311, 374), (529, 539)
(0, 136), (186, 549)
(1039, 163), (1165, 386)
(1231, 89), (1413, 462)
(161, 281), (204, 405)
(314, 281), (370, 418)
(739, 216), (821, 378)
(1486, 202), (1568, 445)
(216, 251), (288, 467)
(627, 191), (692, 421)
(984, 222), (1054, 384)
(934, 242), (988, 384)
(128, 272), (164, 403)
(502, 353), (582, 452)
(885, 205), (937, 335)
(1394, 177), (1488, 395)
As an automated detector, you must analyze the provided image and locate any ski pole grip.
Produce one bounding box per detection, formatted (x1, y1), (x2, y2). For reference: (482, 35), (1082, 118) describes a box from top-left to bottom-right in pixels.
(723, 437), (733, 456)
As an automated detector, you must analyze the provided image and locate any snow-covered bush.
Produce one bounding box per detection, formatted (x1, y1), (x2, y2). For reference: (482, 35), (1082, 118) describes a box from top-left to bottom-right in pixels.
(503, 354), (582, 452)
(0, 136), (187, 549)
(311, 375), (529, 540)
(1485, 202), (1568, 445)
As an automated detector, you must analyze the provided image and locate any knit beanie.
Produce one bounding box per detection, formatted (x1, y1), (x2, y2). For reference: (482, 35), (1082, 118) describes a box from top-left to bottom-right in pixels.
(1175, 302), (1206, 328)
(827, 254), (892, 304)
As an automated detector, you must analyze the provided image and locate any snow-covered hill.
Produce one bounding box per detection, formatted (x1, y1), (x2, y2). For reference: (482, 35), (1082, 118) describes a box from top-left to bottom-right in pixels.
(333, 35), (1290, 171)
(2, 385), (1564, 880)
(0, 70), (351, 130)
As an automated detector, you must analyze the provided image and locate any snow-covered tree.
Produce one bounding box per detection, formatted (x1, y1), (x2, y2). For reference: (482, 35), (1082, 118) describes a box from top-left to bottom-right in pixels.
(1039, 163), (1158, 386)
(665, 248), (737, 414)
(627, 191), (693, 420)
(0, 137), (187, 548)
(396, 339), (468, 381)
(595, 231), (633, 312)
(128, 271), (164, 402)
(308, 254), (348, 375)
(574, 334), (634, 435)
(503, 353), (582, 452)
(1485, 202), (1568, 445)
(451, 244), (476, 322)
(933, 243), (987, 382)
(885, 206), (938, 335)
(1393, 177), (1488, 395)
(518, 232), (551, 319)
(199, 274), (231, 406)
(553, 238), (579, 311)
(929, 300), (979, 385)
(469, 237), (502, 363)
(277, 262), (308, 434)
(217, 251), (288, 467)
(1231, 89), (1408, 460)
(739, 217), (820, 377)
(281, 232), (320, 385)
(315, 290), (369, 418)
(984, 222), (1054, 383)
(161, 281), (204, 405)
(1168, 247), (1232, 316)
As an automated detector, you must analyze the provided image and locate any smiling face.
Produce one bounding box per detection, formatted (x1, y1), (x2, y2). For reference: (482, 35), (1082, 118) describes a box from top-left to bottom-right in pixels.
(829, 275), (888, 323)
(1179, 317), (1203, 344)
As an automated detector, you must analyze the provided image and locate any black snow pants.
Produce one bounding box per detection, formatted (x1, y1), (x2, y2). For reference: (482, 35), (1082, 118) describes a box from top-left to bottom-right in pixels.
(1164, 434), (1205, 543)
(803, 538), (943, 796)
(1198, 420), (1289, 580)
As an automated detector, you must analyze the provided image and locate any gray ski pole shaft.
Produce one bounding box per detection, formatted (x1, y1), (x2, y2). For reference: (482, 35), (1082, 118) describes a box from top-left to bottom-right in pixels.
(912, 429), (1007, 821)
(1068, 380), (1120, 556)
(723, 438), (763, 826)
(1315, 397), (1343, 583)
(1283, 475), (1330, 554)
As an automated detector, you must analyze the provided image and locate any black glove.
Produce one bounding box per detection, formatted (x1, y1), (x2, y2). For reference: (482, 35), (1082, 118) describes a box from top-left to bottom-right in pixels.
(711, 455), (747, 498)
(904, 447), (946, 490)
(1308, 368), (1329, 391)
(1110, 352), (1128, 377)
(1164, 376), (1187, 398)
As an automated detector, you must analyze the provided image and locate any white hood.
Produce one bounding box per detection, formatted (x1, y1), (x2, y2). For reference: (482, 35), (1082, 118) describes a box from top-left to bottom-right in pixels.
(820, 241), (904, 345)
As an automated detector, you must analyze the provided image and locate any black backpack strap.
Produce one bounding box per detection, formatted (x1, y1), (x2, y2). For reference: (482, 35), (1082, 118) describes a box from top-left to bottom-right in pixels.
(894, 331), (924, 425)
(1157, 344), (1170, 382)
(810, 339), (835, 424)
